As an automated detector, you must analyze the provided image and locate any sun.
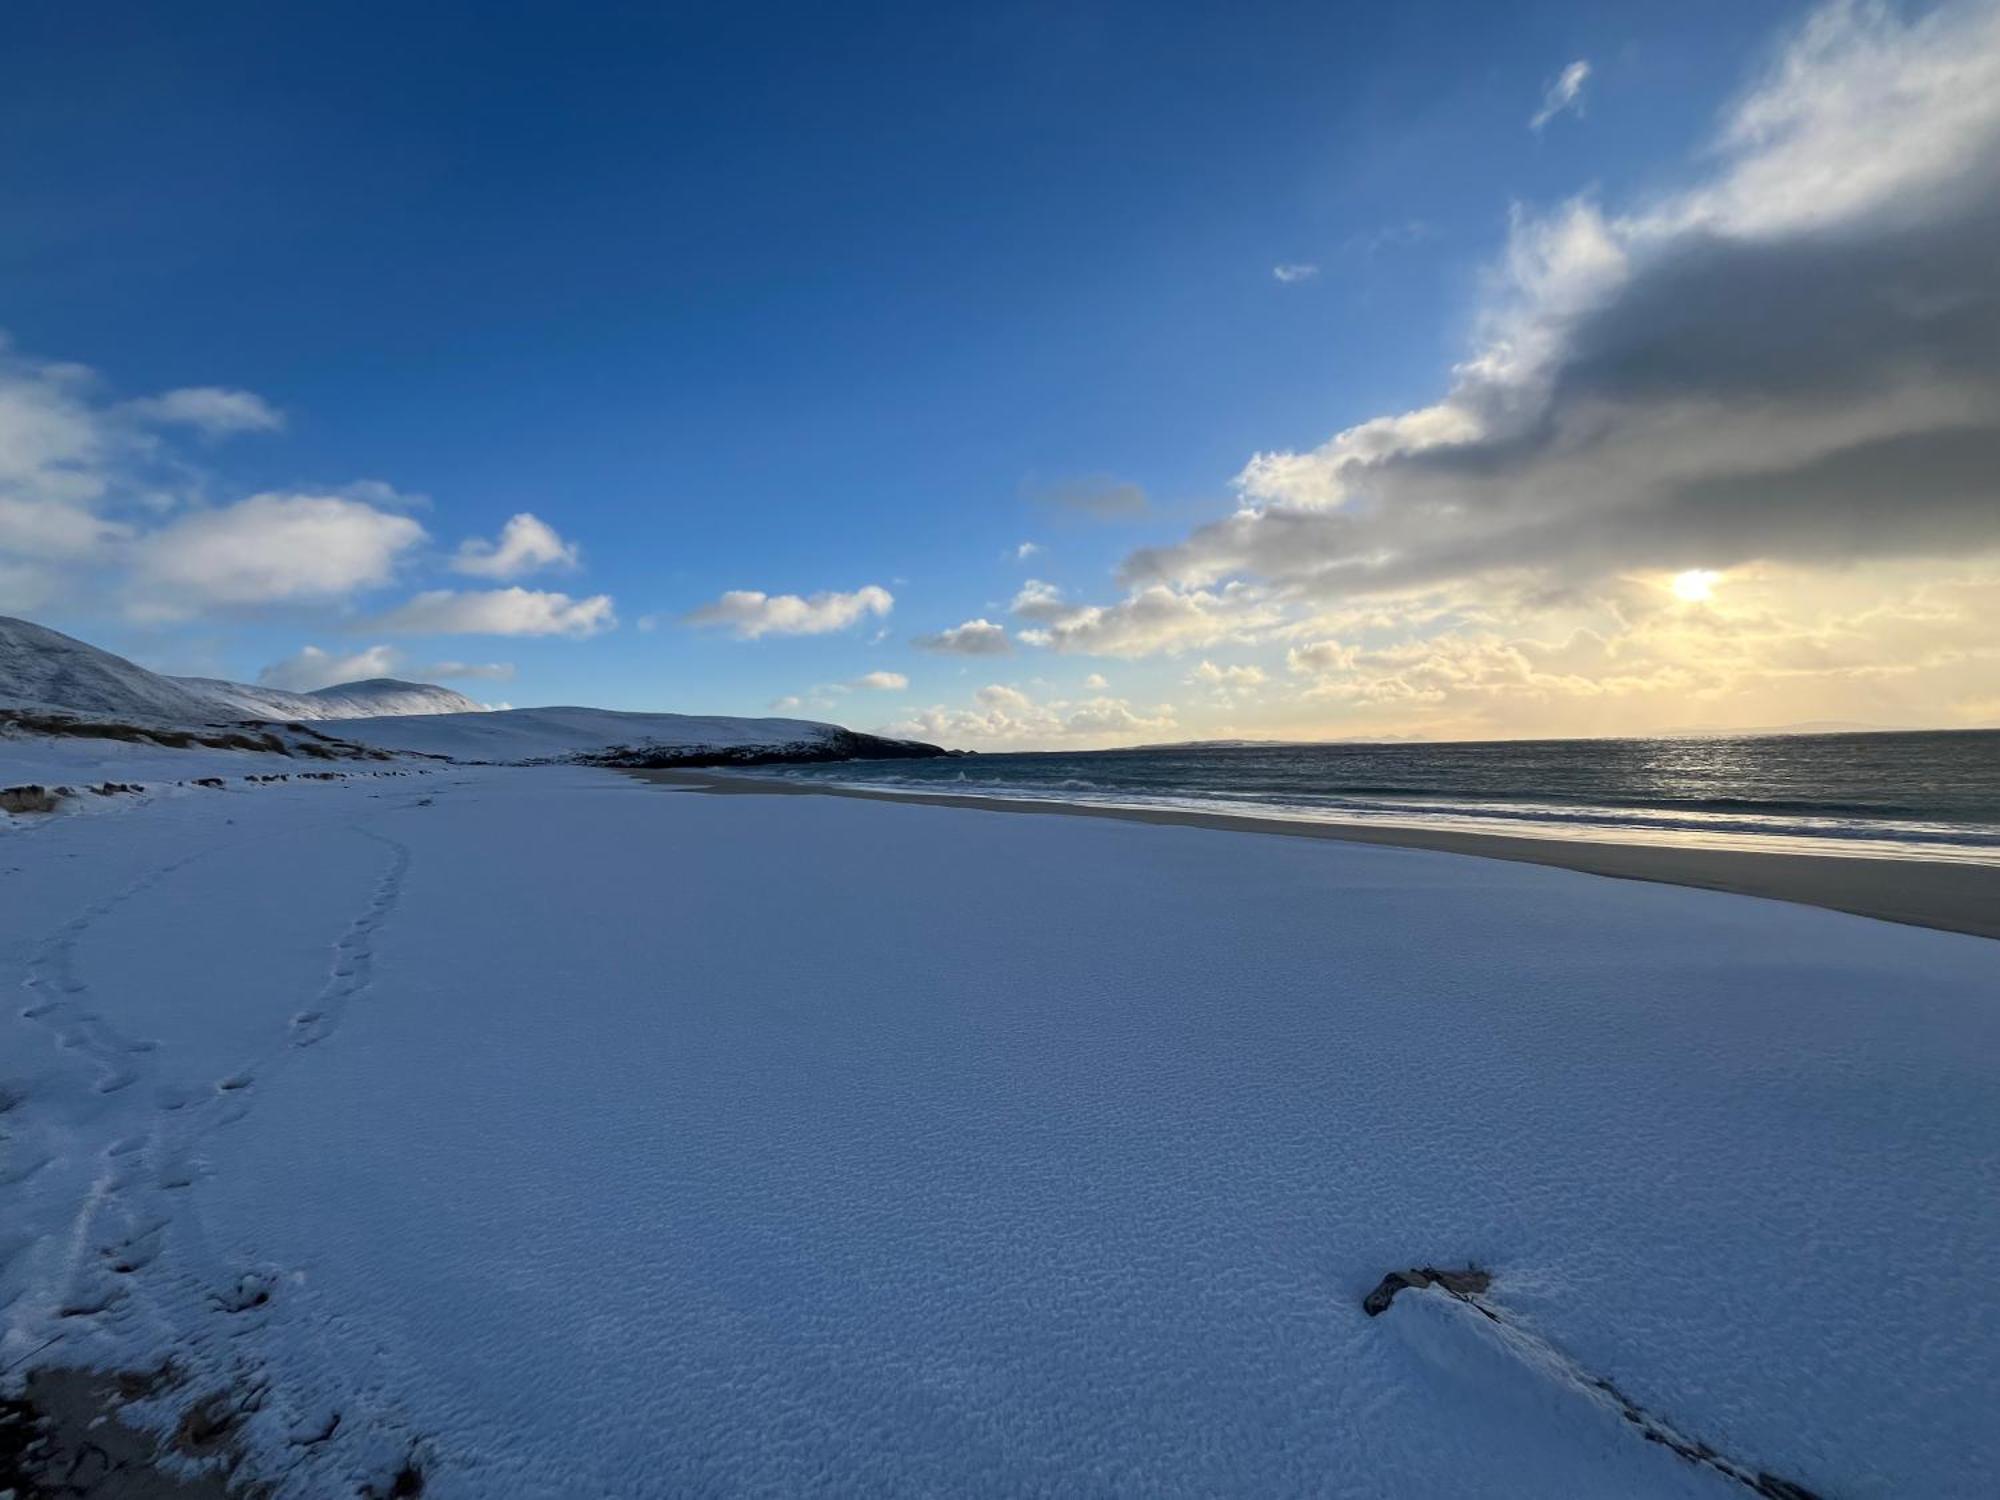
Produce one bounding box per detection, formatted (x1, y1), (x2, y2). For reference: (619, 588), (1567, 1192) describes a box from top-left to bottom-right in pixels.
(1670, 568), (1720, 602)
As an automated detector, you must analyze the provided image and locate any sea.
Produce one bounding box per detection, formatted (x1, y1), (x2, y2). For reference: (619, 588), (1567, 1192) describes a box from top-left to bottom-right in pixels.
(749, 729), (2000, 864)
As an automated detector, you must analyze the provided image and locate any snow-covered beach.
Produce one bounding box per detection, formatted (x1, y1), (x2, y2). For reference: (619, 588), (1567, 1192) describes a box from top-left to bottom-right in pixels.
(5, 763), (1997, 1496)
(640, 767), (2000, 941)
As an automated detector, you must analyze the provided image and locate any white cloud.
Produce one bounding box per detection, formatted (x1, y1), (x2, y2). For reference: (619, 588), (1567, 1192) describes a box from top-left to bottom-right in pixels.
(1083, 672), (1109, 690)
(1010, 580), (1067, 621)
(1185, 659), (1268, 706)
(258, 645), (520, 690)
(137, 493), (425, 608)
(1189, 660), (1267, 687)
(258, 644), (403, 691)
(1248, 562), (2000, 737)
(1529, 59), (1591, 131)
(1122, 1), (2000, 613)
(915, 617), (1012, 655)
(1272, 263), (1320, 283)
(0, 349), (288, 581)
(1286, 640), (1360, 676)
(0, 496), (129, 560)
(773, 669), (914, 711)
(124, 386), (283, 435)
(1015, 540), (1043, 560)
(886, 682), (1176, 747)
(451, 512), (581, 579)
(687, 584), (893, 638)
(0, 347), (126, 563)
(376, 586), (616, 637)
(1012, 581), (1281, 657)
(420, 659), (517, 682)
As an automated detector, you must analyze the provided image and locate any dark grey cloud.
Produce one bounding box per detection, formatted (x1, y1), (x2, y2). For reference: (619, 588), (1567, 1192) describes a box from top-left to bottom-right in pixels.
(1121, 1), (2000, 605)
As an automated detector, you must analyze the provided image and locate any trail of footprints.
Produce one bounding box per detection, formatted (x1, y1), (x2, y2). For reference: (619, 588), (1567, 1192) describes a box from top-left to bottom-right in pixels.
(290, 830), (413, 1051)
(20, 850), (209, 1098)
(7, 800), (422, 1350)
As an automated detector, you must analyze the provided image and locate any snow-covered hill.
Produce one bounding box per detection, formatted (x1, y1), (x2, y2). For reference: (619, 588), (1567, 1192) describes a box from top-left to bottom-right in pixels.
(332, 705), (945, 766)
(0, 616), (225, 722)
(0, 616), (481, 723)
(0, 616), (947, 769)
(172, 674), (486, 721)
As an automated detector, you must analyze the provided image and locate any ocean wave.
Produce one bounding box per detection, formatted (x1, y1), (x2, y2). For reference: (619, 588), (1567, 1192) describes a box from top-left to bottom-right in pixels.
(758, 730), (2000, 862)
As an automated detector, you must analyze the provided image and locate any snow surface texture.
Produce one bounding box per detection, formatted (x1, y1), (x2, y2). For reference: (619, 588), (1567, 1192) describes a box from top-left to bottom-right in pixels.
(0, 615), (482, 722)
(331, 703), (889, 763)
(2, 767), (1997, 1497)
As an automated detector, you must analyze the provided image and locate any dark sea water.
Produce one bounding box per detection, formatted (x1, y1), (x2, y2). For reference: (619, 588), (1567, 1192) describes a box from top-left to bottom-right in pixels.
(753, 729), (2000, 863)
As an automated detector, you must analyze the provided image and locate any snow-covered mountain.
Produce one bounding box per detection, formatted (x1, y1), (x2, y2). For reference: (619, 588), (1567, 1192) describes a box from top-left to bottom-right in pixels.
(0, 616), (482, 723)
(0, 616), (947, 768)
(0, 616), (226, 723)
(170, 674), (486, 721)
(332, 705), (945, 766)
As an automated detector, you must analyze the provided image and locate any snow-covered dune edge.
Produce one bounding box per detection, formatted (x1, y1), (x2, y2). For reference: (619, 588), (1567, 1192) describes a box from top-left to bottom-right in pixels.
(328, 704), (947, 766)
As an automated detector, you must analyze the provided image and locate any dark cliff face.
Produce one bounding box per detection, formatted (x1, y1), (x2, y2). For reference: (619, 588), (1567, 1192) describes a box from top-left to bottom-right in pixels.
(571, 729), (950, 769)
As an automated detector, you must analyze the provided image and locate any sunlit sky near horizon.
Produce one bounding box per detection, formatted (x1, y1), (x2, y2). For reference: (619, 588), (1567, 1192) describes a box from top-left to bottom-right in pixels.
(4, 0), (1998, 747)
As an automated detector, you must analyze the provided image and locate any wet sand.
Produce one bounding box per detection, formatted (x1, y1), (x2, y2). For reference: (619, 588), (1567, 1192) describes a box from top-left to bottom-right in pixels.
(629, 768), (2000, 941)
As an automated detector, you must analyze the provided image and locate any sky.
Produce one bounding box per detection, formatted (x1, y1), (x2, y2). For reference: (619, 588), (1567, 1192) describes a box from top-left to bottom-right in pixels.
(3, 0), (1997, 747)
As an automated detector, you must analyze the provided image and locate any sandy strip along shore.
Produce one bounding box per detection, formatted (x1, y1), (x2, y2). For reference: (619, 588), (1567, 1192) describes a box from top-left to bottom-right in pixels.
(629, 768), (2000, 941)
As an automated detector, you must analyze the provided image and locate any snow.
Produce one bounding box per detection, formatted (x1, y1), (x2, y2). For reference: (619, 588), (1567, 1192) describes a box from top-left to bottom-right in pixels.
(0, 615), (221, 722)
(0, 614), (482, 723)
(328, 703), (862, 762)
(3, 766), (1997, 1497)
(0, 737), (339, 801)
(168, 675), (486, 721)
(0, 616), (918, 771)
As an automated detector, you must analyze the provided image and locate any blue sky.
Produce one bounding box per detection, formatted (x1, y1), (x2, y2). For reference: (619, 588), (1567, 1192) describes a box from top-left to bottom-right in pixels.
(7, 0), (1999, 743)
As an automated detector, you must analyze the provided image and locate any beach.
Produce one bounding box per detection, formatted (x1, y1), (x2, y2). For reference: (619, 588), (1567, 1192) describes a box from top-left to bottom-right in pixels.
(634, 767), (2000, 941)
(5, 762), (1997, 1497)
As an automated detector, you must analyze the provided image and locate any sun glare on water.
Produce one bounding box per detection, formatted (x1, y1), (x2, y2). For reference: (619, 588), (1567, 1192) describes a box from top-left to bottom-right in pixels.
(1671, 568), (1720, 602)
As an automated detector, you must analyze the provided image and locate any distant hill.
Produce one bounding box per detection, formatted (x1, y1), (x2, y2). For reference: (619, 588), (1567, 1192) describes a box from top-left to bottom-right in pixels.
(0, 615), (947, 768)
(331, 704), (947, 767)
(0, 615), (224, 722)
(170, 674), (486, 721)
(0, 616), (483, 723)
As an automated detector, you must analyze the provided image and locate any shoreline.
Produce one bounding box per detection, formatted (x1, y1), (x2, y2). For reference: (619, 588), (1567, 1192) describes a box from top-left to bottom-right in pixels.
(628, 768), (2000, 942)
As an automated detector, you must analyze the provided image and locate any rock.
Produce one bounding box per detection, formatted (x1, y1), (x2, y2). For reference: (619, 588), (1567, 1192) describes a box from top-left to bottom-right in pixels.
(1362, 1265), (1492, 1317)
(0, 784), (66, 815)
